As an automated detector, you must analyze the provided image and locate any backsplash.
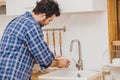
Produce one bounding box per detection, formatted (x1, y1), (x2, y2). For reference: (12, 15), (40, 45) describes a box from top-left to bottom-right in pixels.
(0, 12), (108, 70)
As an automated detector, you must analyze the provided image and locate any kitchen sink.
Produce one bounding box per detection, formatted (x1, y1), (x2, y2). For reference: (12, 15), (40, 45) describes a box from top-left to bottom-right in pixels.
(38, 69), (100, 80)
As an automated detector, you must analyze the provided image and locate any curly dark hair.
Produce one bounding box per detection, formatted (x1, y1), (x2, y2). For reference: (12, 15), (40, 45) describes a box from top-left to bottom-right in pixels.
(32, 0), (60, 18)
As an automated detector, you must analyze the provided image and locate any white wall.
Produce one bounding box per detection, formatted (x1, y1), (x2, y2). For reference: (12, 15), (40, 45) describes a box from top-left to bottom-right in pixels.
(0, 15), (16, 39)
(70, 12), (108, 71)
(0, 11), (108, 71)
(46, 12), (109, 71)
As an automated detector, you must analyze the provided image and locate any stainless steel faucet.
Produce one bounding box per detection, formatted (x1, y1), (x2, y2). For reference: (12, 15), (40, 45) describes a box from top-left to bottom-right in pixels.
(70, 40), (83, 70)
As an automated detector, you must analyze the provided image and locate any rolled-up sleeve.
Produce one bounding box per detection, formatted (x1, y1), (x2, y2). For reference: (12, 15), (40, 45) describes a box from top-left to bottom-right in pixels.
(25, 24), (55, 70)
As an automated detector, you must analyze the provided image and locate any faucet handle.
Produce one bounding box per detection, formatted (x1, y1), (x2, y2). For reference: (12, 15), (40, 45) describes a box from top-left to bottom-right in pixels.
(78, 59), (83, 70)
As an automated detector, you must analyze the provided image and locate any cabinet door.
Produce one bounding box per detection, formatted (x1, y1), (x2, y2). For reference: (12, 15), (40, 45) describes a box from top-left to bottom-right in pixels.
(57, 0), (106, 13)
(6, 0), (37, 15)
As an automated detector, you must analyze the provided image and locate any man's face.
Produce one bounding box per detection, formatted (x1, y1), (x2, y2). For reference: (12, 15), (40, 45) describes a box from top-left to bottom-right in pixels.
(39, 14), (56, 27)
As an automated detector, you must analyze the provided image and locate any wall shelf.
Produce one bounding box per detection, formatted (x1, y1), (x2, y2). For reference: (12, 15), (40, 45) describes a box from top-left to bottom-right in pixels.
(0, 2), (6, 14)
(0, 2), (6, 6)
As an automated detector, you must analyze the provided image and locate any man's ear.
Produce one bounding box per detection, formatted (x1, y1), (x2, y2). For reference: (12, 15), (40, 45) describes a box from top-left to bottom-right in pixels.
(39, 13), (46, 20)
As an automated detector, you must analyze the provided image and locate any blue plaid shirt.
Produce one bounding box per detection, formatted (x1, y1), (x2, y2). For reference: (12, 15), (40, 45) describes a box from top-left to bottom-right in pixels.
(0, 11), (55, 80)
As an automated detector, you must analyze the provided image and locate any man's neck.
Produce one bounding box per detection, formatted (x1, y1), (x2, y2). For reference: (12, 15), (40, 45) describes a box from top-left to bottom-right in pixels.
(31, 12), (39, 22)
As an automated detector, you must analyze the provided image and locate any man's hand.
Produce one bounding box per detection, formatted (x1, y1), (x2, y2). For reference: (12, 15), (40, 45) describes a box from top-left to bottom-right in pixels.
(51, 56), (70, 68)
(56, 57), (70, 68)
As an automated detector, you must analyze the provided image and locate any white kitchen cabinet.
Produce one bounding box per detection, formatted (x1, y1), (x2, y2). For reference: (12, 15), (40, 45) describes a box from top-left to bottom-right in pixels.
(6, 0), (37, 15)
(5, 0), (106, 15)
(57, 0), (106, 13)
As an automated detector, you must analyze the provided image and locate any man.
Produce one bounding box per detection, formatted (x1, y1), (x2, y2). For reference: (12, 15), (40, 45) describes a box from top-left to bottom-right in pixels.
(0, 0), (70, 80)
